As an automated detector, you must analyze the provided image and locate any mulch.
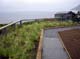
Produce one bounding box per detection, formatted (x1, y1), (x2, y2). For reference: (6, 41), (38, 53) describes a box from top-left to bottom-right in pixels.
(58, 29), (80, 59)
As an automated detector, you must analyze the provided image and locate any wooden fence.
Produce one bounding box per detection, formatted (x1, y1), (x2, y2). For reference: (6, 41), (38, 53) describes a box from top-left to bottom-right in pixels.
(0, 20), (23, 35)
(0, 19), (39, 35)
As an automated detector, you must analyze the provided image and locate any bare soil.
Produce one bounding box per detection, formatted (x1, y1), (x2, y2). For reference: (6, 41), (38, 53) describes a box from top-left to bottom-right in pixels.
(58, 29), (80, 59)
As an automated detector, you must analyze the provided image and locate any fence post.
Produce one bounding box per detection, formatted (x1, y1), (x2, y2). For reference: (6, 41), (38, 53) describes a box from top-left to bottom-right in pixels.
(20, 20), (22, 27)
(0, 28), (7, 35)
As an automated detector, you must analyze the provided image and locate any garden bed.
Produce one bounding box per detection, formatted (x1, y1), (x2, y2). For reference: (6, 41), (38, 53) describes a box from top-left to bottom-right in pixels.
(0, 20), (78, 59)
(58, 29), (80, 59)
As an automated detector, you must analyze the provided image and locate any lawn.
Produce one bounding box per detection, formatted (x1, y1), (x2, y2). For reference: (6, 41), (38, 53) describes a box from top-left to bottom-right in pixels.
(0, 20), (77, 59)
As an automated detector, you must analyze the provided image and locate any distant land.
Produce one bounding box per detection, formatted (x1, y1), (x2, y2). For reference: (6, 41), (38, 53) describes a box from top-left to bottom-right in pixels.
(72, 4), (80, 11)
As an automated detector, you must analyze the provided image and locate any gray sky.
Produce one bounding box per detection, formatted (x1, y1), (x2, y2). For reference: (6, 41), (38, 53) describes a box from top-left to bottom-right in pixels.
(0, 0), (80, 12)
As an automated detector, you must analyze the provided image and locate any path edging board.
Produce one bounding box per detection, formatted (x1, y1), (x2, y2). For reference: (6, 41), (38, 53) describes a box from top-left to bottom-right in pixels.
(57, 32), (72, 59)
(36, 29), (44, 59)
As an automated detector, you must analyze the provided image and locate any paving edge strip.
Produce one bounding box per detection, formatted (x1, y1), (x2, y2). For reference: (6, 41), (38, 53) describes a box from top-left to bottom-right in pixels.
(36, 29), (44, 59)
(57, 32), (72, 59)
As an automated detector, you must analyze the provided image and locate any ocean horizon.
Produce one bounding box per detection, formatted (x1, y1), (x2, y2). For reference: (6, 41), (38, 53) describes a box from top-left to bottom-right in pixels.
(0, 11), (56, 24)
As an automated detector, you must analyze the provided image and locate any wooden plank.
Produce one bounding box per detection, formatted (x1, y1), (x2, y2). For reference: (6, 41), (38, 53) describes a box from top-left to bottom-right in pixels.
(57, 32), (72, 59)
(36, 29), (44, 59)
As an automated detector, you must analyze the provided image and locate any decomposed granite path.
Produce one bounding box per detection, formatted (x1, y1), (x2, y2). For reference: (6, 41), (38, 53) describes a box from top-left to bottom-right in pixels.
(42, 26), (80, 59)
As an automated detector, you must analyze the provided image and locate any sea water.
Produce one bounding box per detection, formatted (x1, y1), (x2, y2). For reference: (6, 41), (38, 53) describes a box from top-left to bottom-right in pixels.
(0, 11), (55, 24)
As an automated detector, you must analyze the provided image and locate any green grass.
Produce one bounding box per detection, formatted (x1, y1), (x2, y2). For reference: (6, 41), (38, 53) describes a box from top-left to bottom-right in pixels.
(0, 24), (5, 27)
(0, 20), (77, 59)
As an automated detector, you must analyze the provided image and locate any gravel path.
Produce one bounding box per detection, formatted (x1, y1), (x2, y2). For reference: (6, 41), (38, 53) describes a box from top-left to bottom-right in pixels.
(42, 26), (80, 59)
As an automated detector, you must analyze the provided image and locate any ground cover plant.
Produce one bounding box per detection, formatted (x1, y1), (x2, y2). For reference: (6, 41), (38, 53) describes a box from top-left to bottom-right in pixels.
(0, 24), (5, 27)
(0, 20), (78, 59)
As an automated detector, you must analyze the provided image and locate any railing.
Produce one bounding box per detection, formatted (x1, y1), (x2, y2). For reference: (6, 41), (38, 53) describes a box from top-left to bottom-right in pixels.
(0, 19), (38, 35)
(0, 18), (56, 35)
(0, 20), (23, 35)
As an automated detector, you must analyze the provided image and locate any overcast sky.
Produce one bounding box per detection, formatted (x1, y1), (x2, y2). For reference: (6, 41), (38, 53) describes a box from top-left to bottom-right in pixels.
(0, 0), (80, 12)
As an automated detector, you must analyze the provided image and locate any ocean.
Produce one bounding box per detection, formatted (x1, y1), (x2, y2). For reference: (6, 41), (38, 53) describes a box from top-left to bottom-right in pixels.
(0, 11), (56, 24)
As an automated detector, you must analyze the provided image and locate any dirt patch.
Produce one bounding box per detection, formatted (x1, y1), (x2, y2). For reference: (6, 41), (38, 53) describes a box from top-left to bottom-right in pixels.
(58, 29), (80, 59)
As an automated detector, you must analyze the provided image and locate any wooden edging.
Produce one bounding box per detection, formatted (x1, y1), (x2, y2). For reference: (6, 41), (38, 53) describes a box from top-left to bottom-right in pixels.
(36, 29), (44, 59)
(57, 32), (72, 59)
